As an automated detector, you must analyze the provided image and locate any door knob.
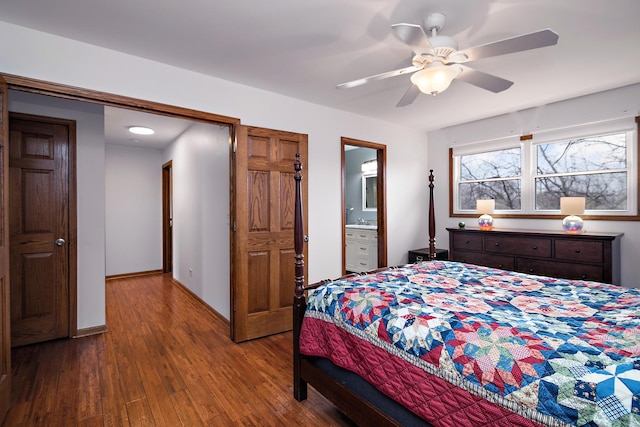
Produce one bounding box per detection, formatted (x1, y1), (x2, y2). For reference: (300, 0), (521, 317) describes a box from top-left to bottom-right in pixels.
(55, 238), (65, 246)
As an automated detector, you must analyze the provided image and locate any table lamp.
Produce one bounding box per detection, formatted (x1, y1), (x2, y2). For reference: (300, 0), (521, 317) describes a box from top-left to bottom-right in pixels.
(477, 199), (495, 231)
(560, 197), (585, 233)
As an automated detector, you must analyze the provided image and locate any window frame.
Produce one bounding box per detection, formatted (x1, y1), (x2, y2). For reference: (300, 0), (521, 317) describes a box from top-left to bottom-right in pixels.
(449, 116), (640, 221)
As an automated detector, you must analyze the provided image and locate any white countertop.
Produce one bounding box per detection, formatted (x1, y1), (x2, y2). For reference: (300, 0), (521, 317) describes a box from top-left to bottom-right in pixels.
(345, 224), (377, 230)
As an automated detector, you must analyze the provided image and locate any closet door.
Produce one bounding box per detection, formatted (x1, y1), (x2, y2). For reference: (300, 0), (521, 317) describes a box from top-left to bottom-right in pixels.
(231, 125), (308, 342)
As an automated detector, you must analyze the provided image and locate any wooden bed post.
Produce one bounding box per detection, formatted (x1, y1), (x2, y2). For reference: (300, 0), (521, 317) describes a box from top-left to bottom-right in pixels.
(428, 170), (436, 260)
(293, 153), (307, 401)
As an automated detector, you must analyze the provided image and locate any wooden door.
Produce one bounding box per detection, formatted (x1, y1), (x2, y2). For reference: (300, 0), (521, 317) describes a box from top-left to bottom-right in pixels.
(162, 160), (173, 274)
(231, 125), (308, 342)
(9, 113), (71, 347)
(0, 76), (12, 422)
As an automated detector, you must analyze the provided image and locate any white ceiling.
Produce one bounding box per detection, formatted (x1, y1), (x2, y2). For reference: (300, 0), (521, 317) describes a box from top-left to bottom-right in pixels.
(2, 0), (640, 142)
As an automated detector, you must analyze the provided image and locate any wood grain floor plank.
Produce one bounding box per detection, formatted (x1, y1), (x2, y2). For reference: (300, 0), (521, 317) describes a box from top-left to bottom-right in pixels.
(5, 273), (356, 426)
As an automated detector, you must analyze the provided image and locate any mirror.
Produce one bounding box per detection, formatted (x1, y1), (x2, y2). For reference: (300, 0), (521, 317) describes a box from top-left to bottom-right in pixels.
(362, 175), (377, 210)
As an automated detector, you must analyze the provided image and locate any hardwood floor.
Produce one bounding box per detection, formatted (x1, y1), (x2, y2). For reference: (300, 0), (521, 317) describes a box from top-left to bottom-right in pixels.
(4, 274), (355, 426)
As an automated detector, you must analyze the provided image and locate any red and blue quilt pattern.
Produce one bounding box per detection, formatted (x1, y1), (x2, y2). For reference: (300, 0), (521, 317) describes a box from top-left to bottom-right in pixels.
(301, 261), (640, 426)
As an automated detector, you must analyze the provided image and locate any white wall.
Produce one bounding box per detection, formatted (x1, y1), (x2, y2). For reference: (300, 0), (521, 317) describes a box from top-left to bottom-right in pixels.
(163, 123), (231, 318)
(8, 90), (107, 330)
(0, 20), (430, 300)
(105, 144), (163, 276)
(428, 83), (640, 288)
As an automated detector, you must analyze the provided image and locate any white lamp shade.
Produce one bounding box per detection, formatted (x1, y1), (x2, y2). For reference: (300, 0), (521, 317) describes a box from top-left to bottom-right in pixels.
(560, 197), (585, 215)
(410, 63), (461, 95)
(476, 199), (495, 214)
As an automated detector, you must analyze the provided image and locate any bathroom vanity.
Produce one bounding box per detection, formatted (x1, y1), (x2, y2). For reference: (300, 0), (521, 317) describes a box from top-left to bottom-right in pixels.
(345, 225), (378, 273)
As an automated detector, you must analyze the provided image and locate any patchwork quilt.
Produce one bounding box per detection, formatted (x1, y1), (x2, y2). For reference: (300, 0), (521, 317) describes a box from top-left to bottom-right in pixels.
(299, 261), (640, 427)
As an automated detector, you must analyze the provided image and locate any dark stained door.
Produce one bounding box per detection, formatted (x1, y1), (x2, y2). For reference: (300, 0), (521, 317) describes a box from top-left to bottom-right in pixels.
(9, 113), (71, 347)
(0, 76), (12, 422)
(231, 125), (308, 342)
(162, 160), (173, 274)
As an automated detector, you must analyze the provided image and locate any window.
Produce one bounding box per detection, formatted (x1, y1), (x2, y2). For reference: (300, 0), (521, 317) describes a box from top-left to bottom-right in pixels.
(451, 117), (638, 218)
(458, 147), (521, 210)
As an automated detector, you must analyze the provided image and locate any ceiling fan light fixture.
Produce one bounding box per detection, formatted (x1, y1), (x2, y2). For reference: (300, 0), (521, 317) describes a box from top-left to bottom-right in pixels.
(410, 62), (461, 96)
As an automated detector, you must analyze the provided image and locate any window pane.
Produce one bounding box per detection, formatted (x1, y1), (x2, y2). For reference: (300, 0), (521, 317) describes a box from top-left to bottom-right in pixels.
(459, 180), (521, 210)
(536, 134), (626, 174)
(460, 148), (521, 180)
(535, 172), (627, 210)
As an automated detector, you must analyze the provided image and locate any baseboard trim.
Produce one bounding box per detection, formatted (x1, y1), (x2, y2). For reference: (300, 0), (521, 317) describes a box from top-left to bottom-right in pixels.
(106, 269), (163, 281)
(171, 278), (230, 327)
(73, 324), (108, 338)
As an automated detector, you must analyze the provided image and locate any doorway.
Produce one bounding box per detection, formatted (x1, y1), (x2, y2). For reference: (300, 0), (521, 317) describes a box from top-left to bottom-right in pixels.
(162, 160), (173, 274)
(341, 137), (387, 274)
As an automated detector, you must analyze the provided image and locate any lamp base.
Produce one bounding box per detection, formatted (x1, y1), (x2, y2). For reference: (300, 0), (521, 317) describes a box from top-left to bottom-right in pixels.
(562, 215), (584, 234)
(478, 214), (493, 231)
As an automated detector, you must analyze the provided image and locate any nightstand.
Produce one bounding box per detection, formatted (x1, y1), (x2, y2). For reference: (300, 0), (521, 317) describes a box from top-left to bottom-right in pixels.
(408, 248), (449, 263)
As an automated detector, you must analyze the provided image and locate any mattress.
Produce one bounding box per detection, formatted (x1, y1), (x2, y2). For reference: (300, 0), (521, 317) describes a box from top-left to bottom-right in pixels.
(299, 261), (640, 426)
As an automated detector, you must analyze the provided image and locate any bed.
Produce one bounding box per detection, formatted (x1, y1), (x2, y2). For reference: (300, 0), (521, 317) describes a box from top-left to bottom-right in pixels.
(292, 156), (640, 427)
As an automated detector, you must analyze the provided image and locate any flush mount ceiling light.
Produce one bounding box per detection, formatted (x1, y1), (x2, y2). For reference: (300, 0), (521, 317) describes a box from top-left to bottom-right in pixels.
(128, 126), (155, 135)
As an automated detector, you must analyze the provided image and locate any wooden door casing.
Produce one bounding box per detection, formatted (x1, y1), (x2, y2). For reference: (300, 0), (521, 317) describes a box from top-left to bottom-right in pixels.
(9, 113), (71, 347)
(232, 125), (308, 342)
(0, 76), (12, 423)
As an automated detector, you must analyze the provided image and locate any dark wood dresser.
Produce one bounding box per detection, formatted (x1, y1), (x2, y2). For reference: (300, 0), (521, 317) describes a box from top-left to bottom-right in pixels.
(447, 227), (622, 284)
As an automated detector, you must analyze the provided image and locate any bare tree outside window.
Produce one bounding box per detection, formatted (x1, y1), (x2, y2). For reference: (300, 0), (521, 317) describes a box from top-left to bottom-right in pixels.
(535, 134), (627, 210)
(459, 148), (521, 210)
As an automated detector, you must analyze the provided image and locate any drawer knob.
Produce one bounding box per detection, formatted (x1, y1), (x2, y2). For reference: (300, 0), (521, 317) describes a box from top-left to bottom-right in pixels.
(465, 240), (470, 244)
(575, 249), (581, 253)
(495, 242), (500, 246)
(532, 245), (538, 250)
(416, 256), (424, 262)
(498, 264), (503, 268)
(581, 274), (587, 279)
(529, 268), (535, 273)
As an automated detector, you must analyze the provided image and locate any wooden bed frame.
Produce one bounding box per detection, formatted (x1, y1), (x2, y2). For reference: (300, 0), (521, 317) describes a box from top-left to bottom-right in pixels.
(292, 153), (438, 426)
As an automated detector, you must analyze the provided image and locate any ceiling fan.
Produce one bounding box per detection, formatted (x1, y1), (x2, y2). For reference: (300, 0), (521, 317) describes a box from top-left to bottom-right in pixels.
(337, 13), (559, 107)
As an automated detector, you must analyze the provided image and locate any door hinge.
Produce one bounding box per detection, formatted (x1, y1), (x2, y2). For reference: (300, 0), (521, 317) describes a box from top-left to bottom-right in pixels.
(232, 139), (237, 153)
(232, 220), (237, 232)
(233, 300), (237, 312)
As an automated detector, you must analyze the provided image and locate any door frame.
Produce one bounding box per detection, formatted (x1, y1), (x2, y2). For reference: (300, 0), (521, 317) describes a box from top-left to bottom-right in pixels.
(2, 73), (242, 336)
(341, 137), (387, 274)
(162, 160), (172, 274)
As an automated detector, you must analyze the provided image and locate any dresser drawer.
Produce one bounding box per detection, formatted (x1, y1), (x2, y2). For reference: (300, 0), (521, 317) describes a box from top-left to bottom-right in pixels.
(452, 233), (483, 251)
(356, 242), (370, 256)
(452, 250), (514, 271)
(484, 235), (551, 258)
(516, 258), (603, 282)
(554, 239), (603, 263)
(356, 232), (374, 241)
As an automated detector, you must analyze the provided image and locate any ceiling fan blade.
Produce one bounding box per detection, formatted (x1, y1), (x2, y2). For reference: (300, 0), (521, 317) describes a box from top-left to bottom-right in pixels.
(457, 65), (513, 93)
(449, 29), (559, 63)
(337, 65), (420, 89)
(391, 23), (434, 55)
(396, 84), (420, 107)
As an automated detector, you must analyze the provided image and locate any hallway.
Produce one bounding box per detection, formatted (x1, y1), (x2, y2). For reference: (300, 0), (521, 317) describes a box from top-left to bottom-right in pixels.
(5, 274), (354, 426)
